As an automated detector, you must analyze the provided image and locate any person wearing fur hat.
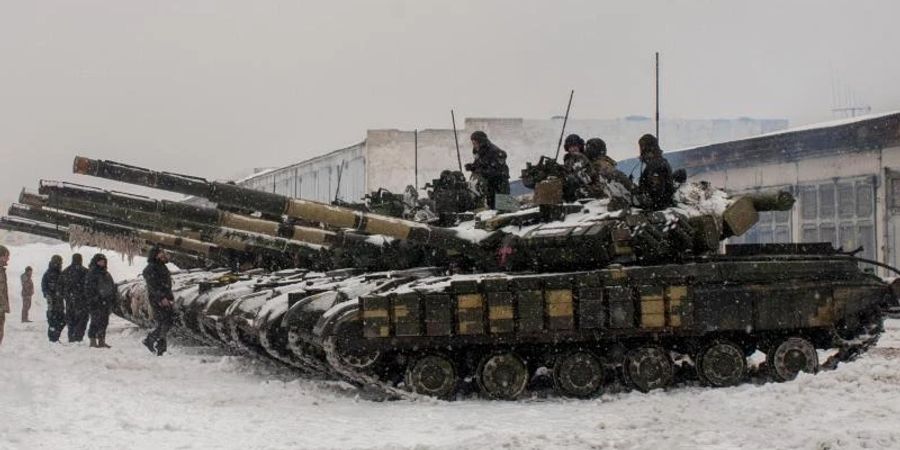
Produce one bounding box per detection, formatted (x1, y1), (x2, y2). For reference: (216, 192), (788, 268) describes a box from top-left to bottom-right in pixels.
(0, 245), (9, 345)
(464, 131), (510, 209)
(42, 254), (65, 342)
(83, 253), (115, 348)
(142, 246), (175, 356)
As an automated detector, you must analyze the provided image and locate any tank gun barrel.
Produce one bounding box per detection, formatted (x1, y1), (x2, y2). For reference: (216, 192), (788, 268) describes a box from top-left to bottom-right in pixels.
(0, 215), (217, 268)
(743, 190), (795, 212)
(0, 216), (68, 242)
(721, 189), (796, 238)
(73, 156), (493, 252)
(38, 180), (336, 251)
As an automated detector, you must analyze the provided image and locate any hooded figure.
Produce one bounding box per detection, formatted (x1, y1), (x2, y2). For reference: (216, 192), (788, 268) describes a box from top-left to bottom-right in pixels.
(636, 134), (675, 210)
(41, 254), (65, 342)
(464, 131), (510, 209)
(142, 246), (174, 356)
(0, 245), (9, 346)
(83, 253), (115, 348)
(60, 253), (89, 342)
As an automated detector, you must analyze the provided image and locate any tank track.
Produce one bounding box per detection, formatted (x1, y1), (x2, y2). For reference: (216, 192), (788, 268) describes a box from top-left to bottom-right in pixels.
(115, 260), (890, 401)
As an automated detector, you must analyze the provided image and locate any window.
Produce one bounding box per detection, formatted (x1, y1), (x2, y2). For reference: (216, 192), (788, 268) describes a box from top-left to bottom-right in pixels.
(800, 177), (875, 260)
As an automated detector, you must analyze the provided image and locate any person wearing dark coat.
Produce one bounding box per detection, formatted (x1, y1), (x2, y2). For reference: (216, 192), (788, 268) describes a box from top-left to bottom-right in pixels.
(83, 253), (115, 348)
(561, 134), (594, 202)
(41, 254), (65, 342)
(20, 266), (34, 323)
(141, 246), (175, 356)
(636, 134), (676, 211)
(0, 245), (9, 346)
(60, 253), (89, 342)
(464, 131), (510, 209)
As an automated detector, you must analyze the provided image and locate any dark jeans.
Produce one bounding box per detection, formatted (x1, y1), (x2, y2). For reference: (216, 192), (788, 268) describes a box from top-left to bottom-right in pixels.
(47, 310), (66, 342)
(87, 305), (110, 340)
(146, 305), (175, 353)
(67, 307), (89, 342)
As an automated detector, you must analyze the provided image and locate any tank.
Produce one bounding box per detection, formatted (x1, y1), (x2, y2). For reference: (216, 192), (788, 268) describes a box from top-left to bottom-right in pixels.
(40, 156), (895, 399)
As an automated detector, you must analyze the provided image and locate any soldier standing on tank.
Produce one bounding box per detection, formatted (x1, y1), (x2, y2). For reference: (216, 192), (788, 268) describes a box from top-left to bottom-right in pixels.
(84, 253), (115, 348)
(561, 134), (595, 202)
(142, 246), (175, 356)
(42, 254), (65, 342)
(585, 137), (636, 208)
(20, 266), (34, 323)
(60, 253), (89, 342)
(636, 134), (675, 210)
(0, 245), (10, 346)
(464, 131), (510, 209)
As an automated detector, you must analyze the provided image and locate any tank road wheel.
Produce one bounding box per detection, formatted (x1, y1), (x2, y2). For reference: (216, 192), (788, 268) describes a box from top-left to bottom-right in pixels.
(553, 351), (607, 398)
(339, 347), (382, 371)
(405, 354), (457, 399)
(477, 352), (529, 400)
(623, 346), (674, 393)
(767, 337), (818, 382)
(698, 341), (747, 387)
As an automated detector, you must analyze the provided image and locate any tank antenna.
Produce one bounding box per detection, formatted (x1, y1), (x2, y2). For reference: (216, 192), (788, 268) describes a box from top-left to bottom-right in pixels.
(553, 89), (575, 161)
(451, 110), (462, 172)
(414, 128), (419, 188)
(655, 52), (660, 142)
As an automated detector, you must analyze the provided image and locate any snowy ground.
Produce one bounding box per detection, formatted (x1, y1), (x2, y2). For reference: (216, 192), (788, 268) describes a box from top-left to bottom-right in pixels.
(2, 244), (900, 450)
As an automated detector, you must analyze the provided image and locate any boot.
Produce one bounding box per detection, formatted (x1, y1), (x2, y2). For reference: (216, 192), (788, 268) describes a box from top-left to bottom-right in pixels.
(97, 337), (111, 348)
(89, 338), (98, 348)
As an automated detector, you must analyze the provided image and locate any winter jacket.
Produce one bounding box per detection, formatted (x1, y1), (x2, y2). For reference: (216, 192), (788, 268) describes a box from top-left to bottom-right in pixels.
(143, 251), (173, 310)
(0, 268), (9, 314)
(466, 142), (510, 182)
(20, 272), (34, 297)
(60, 263), (88, 310)
(637, 155), (675, 211)
(83, 254), (116, 310)
(41, 260), (64, 311)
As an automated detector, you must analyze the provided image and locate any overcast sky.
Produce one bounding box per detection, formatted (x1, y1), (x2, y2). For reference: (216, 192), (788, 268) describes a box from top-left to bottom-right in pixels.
(1, 0), (899, 210)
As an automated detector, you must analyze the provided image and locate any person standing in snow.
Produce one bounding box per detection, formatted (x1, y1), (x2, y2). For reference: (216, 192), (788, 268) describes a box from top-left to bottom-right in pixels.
(83, 253), (115, 348)
(42, 254), (65, 342)
(141, 246), (175, 356)
(20, 266), (34, 322)
(635, 133), (676, 211)
(0, 245), (10, 346)
(464, 131), (510, 209)
(60, 253), (89, 342)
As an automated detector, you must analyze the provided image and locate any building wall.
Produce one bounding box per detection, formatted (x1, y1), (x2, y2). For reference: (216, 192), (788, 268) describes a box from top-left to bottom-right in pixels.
(239, 143), (366, 204)
(699, 145), (900, 266)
